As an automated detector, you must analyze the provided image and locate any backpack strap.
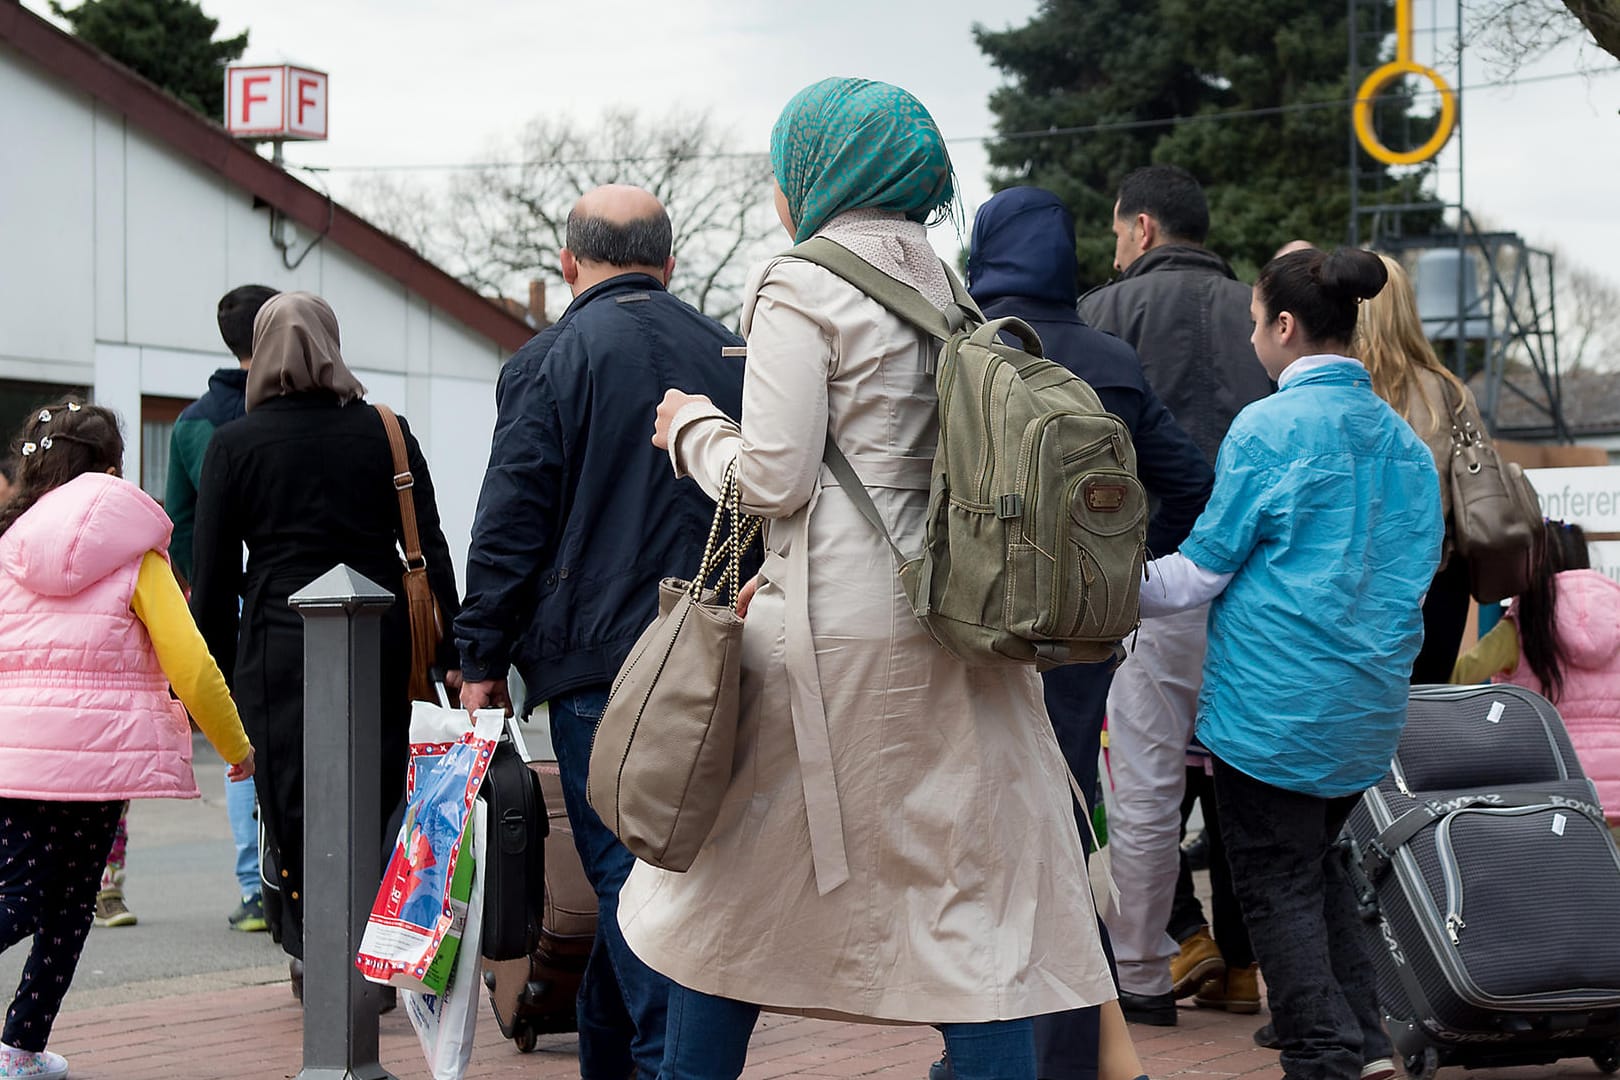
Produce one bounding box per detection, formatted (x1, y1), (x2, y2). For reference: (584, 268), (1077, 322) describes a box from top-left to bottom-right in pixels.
(789, 237), (979, 343)
(821, 439), (911, 569)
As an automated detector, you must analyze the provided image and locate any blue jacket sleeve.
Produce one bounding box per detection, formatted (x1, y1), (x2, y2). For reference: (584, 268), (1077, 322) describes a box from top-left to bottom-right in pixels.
(454, 346), (568, 684)
(1178, 433), (1276, 575)
(1130, 386), (1215, 556)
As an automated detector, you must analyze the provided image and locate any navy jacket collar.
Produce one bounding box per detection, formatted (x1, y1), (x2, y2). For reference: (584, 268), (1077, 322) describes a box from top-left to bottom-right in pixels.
(561, 273), (668, 319)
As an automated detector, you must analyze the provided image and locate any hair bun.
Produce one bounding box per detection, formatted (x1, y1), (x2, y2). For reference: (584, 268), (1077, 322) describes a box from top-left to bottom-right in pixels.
(1318, 247), (1389, 302)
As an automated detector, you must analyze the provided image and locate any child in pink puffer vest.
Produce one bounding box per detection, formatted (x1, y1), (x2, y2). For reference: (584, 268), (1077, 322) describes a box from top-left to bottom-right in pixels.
(0, 401), (253, 1080)
(1453, 521), (1620, 833)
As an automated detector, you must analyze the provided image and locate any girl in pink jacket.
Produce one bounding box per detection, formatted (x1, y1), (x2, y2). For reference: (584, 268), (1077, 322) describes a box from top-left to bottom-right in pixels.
(0, 401), (253, 1080)
(1453, 521), (1620, 832)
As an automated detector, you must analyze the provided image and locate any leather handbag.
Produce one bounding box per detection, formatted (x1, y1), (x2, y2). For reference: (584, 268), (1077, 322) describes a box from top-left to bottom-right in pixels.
(1444, 387), (1541, 603)
(376, 404), (444, 703)
(587, 460), (761, 872)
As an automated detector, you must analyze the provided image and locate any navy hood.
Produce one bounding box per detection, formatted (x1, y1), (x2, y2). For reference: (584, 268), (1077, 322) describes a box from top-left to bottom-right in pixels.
(967, 187), (1080, 307)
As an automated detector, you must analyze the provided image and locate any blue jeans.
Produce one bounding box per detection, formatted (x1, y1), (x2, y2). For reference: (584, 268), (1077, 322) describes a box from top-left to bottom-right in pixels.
(224, 766), (259, 899)
(661, 985), (1037, 1080)
(551, 687), (671, 1080)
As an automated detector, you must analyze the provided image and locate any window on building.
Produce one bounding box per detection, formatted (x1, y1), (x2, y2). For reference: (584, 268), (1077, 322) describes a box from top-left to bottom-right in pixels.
(140, 397), (192, 503)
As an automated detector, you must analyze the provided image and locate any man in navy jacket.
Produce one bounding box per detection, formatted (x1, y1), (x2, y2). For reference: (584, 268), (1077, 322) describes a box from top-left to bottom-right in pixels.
(964, 186), (1213, 1079)
(456, 185), (744, 1079)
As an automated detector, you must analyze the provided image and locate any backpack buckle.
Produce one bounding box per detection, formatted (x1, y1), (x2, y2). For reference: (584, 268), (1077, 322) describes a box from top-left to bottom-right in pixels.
(997, 493), (1023, 520)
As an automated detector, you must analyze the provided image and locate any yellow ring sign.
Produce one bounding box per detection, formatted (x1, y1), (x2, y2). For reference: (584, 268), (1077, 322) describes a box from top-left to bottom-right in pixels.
(1353, 0), (1458, 166)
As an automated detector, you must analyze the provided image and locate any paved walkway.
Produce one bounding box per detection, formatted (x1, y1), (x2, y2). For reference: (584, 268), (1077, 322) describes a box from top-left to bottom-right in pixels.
(39, 972), (1613, 1079)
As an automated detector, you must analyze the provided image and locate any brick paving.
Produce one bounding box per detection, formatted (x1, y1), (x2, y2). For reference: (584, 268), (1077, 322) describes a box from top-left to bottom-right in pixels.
(38, 973), (1613, 1080)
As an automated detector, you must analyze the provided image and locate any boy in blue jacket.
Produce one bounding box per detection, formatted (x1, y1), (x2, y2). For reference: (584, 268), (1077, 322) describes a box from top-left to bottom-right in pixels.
(1139, 247), (1442, 1080)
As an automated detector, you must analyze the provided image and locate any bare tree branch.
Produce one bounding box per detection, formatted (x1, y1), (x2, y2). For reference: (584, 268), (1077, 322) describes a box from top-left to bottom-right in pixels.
(350, 109), (776, 324)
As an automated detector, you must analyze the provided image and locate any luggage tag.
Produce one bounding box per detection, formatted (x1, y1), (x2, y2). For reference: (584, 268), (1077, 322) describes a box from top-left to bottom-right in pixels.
(1486, 701), (1505, 725)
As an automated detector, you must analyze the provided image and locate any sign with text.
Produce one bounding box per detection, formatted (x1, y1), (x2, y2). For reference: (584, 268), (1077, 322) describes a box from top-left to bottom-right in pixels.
(224, 65), (328, 140)
(1524, 466), (1620, 534)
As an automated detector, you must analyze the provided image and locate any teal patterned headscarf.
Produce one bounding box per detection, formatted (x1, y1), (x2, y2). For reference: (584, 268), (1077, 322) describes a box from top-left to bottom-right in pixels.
(770, 77), (956, 244)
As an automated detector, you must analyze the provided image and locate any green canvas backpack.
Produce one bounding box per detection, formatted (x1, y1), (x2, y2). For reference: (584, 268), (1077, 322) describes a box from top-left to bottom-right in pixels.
(792, 238), (1148, 669)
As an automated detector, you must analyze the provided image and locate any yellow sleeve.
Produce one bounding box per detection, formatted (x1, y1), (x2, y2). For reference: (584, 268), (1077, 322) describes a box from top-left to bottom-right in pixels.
(130, 551), (252, 765)
(1450, 618), (1521, 685)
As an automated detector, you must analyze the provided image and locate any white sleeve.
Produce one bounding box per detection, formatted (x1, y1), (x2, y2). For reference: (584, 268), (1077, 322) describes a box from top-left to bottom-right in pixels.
(1139, 551), (1234, 617)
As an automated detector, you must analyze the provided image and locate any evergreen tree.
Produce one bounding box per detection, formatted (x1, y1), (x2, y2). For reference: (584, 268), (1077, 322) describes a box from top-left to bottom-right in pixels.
(976, 0), (1435, 286)
(51, 0), (247, 119)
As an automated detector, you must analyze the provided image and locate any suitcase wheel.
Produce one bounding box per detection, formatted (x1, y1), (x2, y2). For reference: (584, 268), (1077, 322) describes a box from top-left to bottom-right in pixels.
(513, 1020), (537, 1054)
(1594, 1043), (1619, 1076)
(1402, 1047), (1440, 1080)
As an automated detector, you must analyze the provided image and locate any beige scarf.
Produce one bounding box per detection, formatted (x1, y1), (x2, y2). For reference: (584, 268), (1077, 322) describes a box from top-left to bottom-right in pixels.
(246, 292), (367, 411)
(816, 209), (954, 310)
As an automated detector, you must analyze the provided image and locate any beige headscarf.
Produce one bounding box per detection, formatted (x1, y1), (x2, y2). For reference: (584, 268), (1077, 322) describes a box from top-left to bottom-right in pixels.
(245, 292), (367, 411)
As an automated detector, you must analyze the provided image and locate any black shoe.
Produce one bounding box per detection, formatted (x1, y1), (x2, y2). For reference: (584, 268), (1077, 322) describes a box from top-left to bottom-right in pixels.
(928, 1052), (954, 1080)
(1253, 1021), (1280, 1049)
(1119, 989), (1178, 1026)
(289, 957), (304, 1003)
(1182, 829), (1210, 871)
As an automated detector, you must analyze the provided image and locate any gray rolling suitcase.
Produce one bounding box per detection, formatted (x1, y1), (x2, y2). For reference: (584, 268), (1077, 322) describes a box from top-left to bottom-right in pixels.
(1343, 684), (1620, 1079)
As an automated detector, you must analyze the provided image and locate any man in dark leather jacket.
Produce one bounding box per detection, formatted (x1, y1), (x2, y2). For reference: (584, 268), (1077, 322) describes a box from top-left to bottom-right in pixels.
(456, 185), (744, 1079)
(1076, 166), (1271, 1027)
(964, 185), (1214, 1079)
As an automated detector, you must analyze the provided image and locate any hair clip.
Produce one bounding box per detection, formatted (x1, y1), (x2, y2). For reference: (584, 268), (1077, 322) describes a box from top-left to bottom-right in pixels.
(39, 436), (53, 451)
(37, 409), (51, 424)
(20, 442), (36, 457)
(67, 403), (81, 413)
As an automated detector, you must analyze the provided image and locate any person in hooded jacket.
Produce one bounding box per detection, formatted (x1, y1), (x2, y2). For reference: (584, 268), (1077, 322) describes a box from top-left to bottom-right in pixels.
(0, 400), (253, 1080)
(1453, 521), (1620, 834)
(960, 186), (1214, 1077)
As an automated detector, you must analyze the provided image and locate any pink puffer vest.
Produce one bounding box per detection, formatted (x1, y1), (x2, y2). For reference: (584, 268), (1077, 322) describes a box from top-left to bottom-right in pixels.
(1497, 569), (1620, 821)
(0, 472), (199, 801)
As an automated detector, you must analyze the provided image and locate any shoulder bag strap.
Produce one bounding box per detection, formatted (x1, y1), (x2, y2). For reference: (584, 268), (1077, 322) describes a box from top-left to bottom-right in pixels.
(374, 404), (427, 572)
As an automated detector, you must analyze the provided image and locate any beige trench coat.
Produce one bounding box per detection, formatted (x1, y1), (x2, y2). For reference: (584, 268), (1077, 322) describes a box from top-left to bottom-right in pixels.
(617, 252), (1114, 1024)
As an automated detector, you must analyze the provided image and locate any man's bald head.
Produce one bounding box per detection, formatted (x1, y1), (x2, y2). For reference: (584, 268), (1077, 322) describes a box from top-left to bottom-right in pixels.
(560, 185), (675, 296)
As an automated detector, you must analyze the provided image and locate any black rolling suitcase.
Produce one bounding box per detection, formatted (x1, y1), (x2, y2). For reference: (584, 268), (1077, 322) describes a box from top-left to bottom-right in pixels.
(477, 733), (548, 961)
(1343, 684), (1620, 1079)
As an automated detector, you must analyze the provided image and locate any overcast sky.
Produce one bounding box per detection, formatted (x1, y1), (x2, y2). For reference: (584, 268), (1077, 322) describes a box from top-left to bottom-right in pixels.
(24, 0), (1620, 290)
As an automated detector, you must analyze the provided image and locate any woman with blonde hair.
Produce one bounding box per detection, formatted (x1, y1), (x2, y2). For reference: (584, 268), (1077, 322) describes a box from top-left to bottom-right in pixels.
(630, 78), (1127, 1080)
(1355, 253), (1478, 682)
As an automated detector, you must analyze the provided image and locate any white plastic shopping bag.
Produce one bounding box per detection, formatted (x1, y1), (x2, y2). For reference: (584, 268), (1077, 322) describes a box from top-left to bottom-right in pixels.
(402, 799), (486, 1080)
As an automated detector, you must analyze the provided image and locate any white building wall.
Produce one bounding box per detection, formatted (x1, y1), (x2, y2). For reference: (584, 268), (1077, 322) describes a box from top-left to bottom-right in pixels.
(1, 43), (516, 590)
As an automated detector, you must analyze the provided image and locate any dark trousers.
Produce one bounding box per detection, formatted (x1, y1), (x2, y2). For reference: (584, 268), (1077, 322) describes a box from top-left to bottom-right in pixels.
(1212, 757), (1390, 1080)
(1167, 766), (1254, 969)
(551, 687), (671, 1080)
(664, 984), (1037, 1080)
(1030, 663), (1119, 1080)
(1411, 553), (1471, 684)
(0, 798), (122, 1052)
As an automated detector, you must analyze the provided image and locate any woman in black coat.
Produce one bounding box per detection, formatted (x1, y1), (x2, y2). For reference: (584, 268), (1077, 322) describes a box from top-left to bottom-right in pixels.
(191, 292), (461, 981)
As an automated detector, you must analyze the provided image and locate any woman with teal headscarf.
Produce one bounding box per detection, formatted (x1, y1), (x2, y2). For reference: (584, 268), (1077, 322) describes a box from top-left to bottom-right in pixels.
(626, 79), (1120, 1080)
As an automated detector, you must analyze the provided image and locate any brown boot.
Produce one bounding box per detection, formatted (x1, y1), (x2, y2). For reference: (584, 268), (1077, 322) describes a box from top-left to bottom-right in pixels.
(1193, 962), (1261, 1014)
(1169, 926), (1226, 999)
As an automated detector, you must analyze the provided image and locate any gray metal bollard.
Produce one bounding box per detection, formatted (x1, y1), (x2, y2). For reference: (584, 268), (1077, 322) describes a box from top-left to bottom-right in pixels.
(290, 565), (400, 1080)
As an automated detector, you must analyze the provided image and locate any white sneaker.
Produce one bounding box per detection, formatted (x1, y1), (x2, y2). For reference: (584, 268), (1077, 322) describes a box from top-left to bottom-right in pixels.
(0, 1044), (68, 1079)
(1361, 1058), (1397, 1080)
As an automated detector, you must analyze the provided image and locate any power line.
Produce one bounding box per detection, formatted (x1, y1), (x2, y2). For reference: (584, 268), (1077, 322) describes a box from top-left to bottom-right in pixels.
(295, 66), (1618, 175)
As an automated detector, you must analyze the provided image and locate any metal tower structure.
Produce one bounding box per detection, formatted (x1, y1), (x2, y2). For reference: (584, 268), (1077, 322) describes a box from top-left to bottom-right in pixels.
(1347, 0), (1569, 441)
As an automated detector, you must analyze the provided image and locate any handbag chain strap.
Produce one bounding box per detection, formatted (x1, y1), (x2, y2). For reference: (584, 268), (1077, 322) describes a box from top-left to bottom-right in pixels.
(691, 459), (761, 608)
